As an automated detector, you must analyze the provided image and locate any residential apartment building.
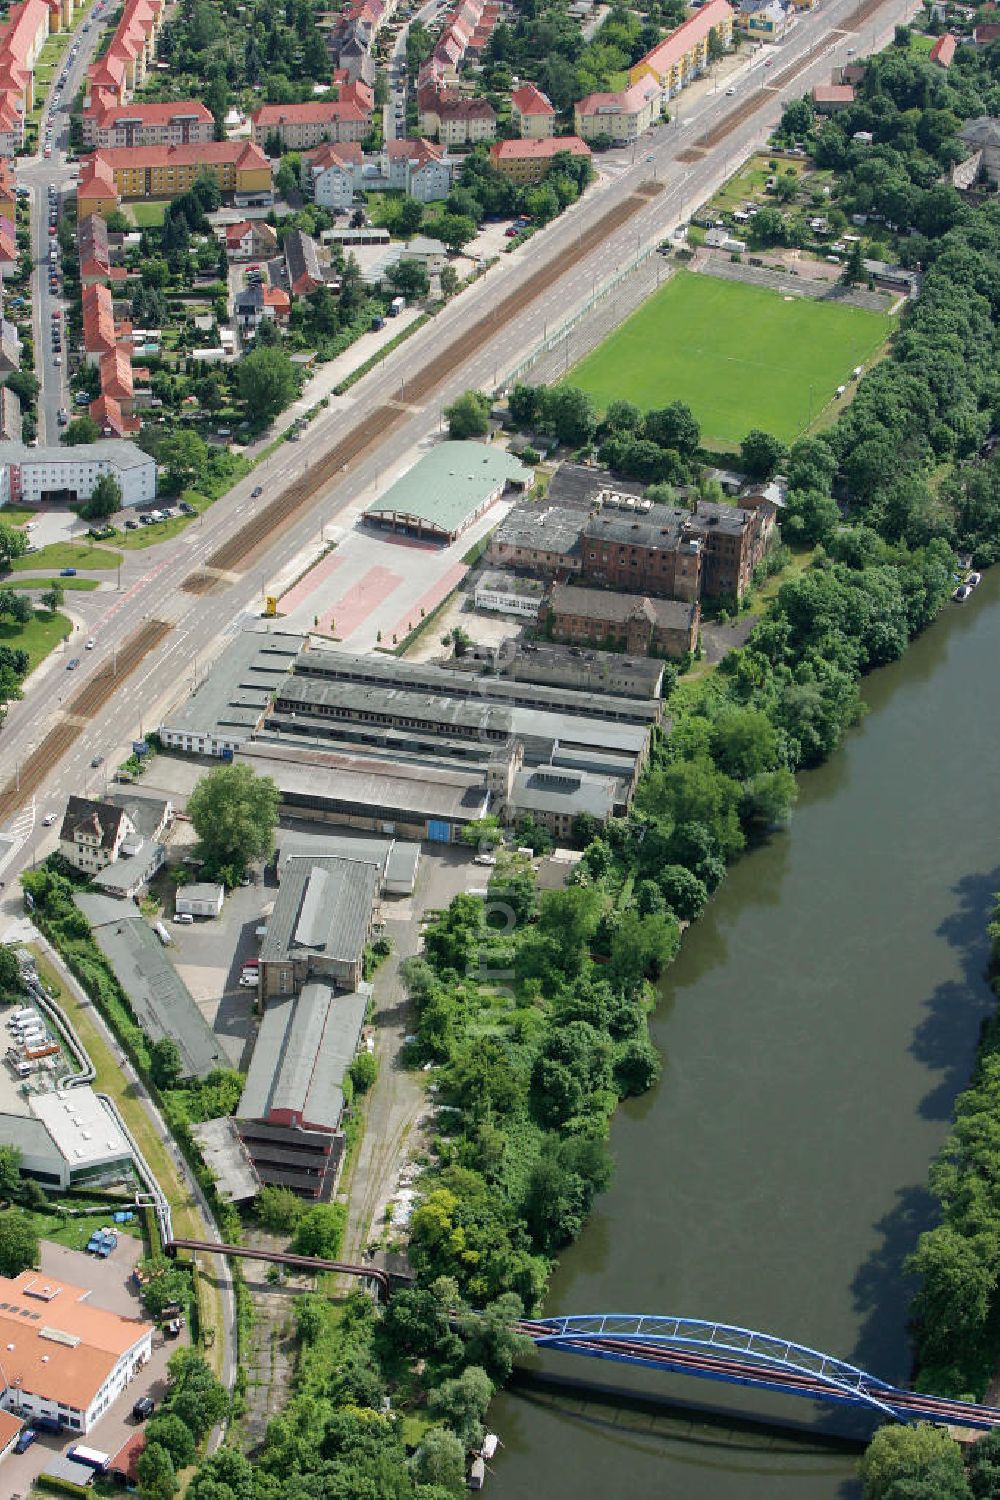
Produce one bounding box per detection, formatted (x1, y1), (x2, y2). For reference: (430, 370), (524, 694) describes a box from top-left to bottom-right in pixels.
(630, 0), (733, 96)
(574, 77), (662, 144)
(305, 140), (362, 209)
(511, 81), (556, 137)
(417, 84), (496, 144)
(303, 135), (452, 207)
(0, 440), (156, 506)
(489, 134), (591, 183)
(251, 98), (371, 149)
(0, 0), (55, 128)
(81, 98), (214, 149)
(59, 795), (135, 873)
(87, 0), (163, 104)
(547, 582), (700, 659)
(77, 141), (272, 212)
(78, 212), (111, 283)
(736, 0), (793, 38)
(82, 282), (117, 361)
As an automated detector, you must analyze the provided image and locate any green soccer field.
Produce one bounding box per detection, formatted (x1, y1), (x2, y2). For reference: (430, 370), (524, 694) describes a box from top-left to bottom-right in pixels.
(568, 270), (894, 448)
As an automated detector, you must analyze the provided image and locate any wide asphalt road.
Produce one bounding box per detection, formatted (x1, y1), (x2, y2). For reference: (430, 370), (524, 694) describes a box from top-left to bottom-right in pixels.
(0, 0), (915, 876)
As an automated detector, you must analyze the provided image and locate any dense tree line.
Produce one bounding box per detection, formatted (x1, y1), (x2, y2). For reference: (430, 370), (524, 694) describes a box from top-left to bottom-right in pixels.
(903, 893), (1000, 1401)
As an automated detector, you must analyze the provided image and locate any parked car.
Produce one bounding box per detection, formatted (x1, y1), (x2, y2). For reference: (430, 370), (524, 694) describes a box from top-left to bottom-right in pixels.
(14, 1428), (37, 1454)
(174, 913), (194, 924)
(66, 657), (80, 670)
(90, 754), (103, 768)
(132, 1396), (155, 1422)
(42, 813), (56, 827)
(125, 518), (139, 529)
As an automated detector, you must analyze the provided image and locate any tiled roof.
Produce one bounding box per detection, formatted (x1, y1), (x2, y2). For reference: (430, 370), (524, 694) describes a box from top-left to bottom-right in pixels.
(576, 78), (660, 117)
(634, 0), (734, 78)
(0, 1270), (152, 1412)
(88, 139), (269, 171)
(511, 82), (555, 116)
(490, 134), (590, 160)
(253, 99), (369, 127)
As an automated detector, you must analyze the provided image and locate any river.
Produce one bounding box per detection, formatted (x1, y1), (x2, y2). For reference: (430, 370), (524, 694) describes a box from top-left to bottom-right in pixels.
(491, 569), (1000, 1499)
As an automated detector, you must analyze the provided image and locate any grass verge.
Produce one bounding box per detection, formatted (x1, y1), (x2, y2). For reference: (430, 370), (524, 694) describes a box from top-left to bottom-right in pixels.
(8, 576), (100, 591)
(2, 608), (72, 671)
(12, 541), (121, 572)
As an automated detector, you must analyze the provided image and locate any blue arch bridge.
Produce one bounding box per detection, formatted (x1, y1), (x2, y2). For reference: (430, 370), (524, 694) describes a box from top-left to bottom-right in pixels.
(516, 1315), (1000, 1432)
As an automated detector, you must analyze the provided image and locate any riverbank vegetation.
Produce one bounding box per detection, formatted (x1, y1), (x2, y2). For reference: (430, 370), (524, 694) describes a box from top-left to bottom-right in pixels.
(144, 41), (1000, 1499)
(903, 891), (1000, 1404)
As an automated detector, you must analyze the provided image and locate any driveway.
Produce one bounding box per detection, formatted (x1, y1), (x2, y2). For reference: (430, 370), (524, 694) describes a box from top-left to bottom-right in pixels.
(164, 881), (266, 1067)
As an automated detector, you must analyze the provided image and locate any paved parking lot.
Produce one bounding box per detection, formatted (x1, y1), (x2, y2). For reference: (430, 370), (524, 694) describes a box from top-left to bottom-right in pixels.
(166, 880), (265, 1068)
(7, 1242), (190, 1495)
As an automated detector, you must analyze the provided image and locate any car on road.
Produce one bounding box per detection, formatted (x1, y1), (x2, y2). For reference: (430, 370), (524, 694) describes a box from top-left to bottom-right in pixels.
(44, 146), (51, 157)
(66, 656), (80, 669)
(251, 485), (263, 497)
(725, 85), (736, 94)
(58, 409), (68, 426)
(85, 638), (95, 649)
(91, 754), (103, 767)
(53, 355), (62, 365)
(42, 813), (56, 827)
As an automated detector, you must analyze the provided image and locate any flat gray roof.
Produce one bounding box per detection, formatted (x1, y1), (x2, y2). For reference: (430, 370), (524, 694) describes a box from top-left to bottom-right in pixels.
(261, 857), (379, 968)
(190, 1117), (259, 1201)
(238, 982), (368, 1132)
(0, 439), (153, 470)
(513, 767), (616, 821)
(160, 630), (304, 742)
(295, 643), (659, 724)
(238, 744), (488, 823)
(76, 894), (226, 1079)
(92, 840), (164, 895)
(104, 790), (171, 839)
(365, 441), (532, 537)
(491, 502), (586, 555)
(274, 674), (649, 757)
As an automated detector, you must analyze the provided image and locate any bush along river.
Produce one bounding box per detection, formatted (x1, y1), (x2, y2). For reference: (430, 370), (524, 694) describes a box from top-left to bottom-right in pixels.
(490, 570), (1000, 1499)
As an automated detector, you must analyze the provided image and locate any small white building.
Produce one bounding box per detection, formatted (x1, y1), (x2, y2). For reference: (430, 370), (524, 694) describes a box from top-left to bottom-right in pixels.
(0, 440), (156, 508)
(175, 882), (225, 918)
(474, 570), (546, 619)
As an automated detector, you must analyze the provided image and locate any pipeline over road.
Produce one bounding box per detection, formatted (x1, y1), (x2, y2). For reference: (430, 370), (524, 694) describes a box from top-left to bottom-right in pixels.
(165, 1237), (391, 1297)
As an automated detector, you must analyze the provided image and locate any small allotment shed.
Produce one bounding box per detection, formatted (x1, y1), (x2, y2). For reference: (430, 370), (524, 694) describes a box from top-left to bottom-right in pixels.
(176, 882), (225, 918)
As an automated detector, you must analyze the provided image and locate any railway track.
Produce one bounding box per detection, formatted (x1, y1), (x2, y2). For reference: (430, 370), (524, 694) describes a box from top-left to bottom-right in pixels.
(0, 618), (172, 824)
(184, 184), (664, 591)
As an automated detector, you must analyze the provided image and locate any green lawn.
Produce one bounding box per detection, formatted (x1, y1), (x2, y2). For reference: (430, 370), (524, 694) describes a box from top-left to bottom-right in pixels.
(568, 270), (893, 447)
(0, 608), (72, 670)
(8, 575), (100, 591)
(28, 1208), (143, 1255)
(130, 201), (168, 227)
(12, 541), (122, 572)
(909, 31), (934, 53)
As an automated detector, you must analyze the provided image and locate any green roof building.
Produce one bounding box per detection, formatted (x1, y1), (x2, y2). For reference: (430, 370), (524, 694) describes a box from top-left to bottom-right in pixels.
(364, 441), (533, 543)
